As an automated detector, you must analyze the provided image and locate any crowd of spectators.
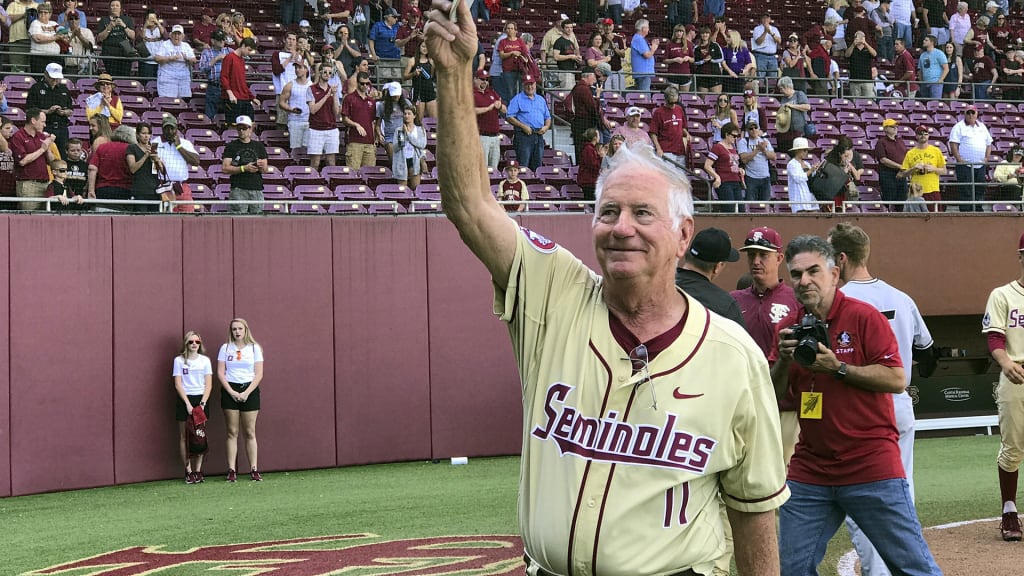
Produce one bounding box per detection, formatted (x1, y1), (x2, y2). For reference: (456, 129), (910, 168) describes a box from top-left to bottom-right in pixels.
(0, 1), (1021, 213)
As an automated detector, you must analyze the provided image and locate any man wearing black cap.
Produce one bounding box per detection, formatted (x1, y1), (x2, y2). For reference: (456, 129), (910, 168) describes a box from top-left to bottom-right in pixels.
(675, 228), (746, 328)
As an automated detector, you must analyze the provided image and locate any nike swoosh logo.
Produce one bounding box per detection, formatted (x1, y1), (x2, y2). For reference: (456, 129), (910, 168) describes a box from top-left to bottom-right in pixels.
(673, 388), (705, 400)
(884, 353), (895, 359)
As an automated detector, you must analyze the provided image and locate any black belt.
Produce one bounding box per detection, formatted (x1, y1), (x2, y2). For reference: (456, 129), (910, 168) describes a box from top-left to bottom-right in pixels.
(754, 51), (776, 57)
(480, 132), (501, 137)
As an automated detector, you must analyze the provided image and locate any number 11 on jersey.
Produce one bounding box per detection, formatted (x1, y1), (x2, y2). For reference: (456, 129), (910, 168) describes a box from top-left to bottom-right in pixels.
(663, 482), (691, 528)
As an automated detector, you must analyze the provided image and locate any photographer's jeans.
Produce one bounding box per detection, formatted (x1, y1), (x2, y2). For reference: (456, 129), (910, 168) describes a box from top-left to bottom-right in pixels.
(780, 479), (942, 576)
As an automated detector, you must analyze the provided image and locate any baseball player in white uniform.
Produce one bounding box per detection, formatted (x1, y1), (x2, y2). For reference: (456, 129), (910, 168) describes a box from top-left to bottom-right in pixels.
(982, 231), (1024, 542)
(425, 5), (789, 575)
(828, 223), (938, 573)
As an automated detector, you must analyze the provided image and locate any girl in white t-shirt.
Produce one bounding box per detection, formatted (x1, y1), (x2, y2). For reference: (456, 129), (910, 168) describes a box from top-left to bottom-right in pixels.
(217, 318), (265, 482)
(173, 330), (213, 484)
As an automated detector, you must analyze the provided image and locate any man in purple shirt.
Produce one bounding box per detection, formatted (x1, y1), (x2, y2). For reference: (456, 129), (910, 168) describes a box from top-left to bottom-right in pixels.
(730, 226), (800, 465)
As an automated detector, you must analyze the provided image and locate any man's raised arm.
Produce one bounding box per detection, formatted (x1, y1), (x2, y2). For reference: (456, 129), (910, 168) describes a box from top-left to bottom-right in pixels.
(425, 0), (517, 288)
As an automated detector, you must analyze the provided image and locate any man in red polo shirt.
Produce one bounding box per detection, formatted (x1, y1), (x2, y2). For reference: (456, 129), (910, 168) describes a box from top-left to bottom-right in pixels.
(11, 107), (57, 210)
(649, 85), (689, 168)
(473, 69), (505, 171)
(770, 235), (941, 576)
(892, 37), (918, 97)
(341, 71), (378, 169)
(221, 37), (261, 127)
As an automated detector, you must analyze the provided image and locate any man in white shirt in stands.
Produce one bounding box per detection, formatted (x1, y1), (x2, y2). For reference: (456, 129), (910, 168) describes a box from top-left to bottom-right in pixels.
(153, 116), (200, 204)
(949, 104), (993, 212)
(750, 13), (781, 91)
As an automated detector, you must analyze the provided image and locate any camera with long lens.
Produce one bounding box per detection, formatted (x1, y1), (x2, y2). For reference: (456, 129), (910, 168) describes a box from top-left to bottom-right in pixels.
(788, 314), (830, 367)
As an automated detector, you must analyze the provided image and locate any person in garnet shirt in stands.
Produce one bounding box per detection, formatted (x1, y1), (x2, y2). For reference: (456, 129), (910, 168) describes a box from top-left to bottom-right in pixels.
(341, 71), (378, 169)
(496, 159), (528, 212)
(11, 108), (58, 211)
(473, 69), (506, 171)
(649, 85), (690, 168)
(86, 124), (134, 211)
(221, 37), (261, 127)
(577, 128), (604, 203)
(192, 7), (218, 51)
(567, 70), (604, 166)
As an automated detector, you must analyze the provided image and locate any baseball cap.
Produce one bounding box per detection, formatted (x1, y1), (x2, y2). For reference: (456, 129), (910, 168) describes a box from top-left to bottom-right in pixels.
(743, 89), (755, 97)
(690, 228), (740, 263)
(384, 8), (399, 17)
(385, 82), (403, 97)
(171, 24), (185, 34)
(915, 125), (930, 134)
(45, 62), (63, 79)
(626, 106), (643, 116)
(1010, 145), (1024, 158)
(522, 74), (537, 84)
(882, 118), (898, 127)
(235, 115), (254, 126)
(740, 227), (782, 252)
(987, 0), (999, 9)
(299, 19), (311, 27)
(595, 62), (612, 77)
(966, 104), (978, 112)
(475, 69), (490, 80)
(505, 159), (519, 169)
(162, 115), (178, 128)
(602, 18), (614, 25)
(211, 29), (227, 42)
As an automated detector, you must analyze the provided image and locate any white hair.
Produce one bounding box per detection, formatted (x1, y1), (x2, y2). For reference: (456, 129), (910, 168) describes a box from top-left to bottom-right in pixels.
(593, 143), (693, 230)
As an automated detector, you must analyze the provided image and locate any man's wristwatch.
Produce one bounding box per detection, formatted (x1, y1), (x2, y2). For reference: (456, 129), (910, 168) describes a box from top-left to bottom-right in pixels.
(835, 362), (848, 380)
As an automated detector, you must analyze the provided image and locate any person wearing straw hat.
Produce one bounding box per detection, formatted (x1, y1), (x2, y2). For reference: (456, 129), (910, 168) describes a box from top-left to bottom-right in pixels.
(787, 137), (820, 212)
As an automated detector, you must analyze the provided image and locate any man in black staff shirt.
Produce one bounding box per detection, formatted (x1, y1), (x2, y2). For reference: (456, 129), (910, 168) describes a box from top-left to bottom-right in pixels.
(221, 115), (268, 214)
(96, 0), (136, 77)
(675, 227), (747, 328)
(26, 63), (73, 159)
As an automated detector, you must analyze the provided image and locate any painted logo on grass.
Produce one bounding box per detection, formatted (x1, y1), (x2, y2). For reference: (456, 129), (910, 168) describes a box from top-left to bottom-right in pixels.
(26, 534), (525, 576)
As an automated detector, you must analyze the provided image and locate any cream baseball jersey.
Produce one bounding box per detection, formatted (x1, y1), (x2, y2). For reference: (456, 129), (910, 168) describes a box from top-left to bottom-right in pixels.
(984, 282), (1024, 364)
(494, 228), (789, 576)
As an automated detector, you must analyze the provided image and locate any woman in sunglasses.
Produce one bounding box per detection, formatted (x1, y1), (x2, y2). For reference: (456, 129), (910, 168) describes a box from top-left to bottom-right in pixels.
(708, 93), (737, 145)
(173, 331), (212, 484)
(217, 318), (265, 482)
(704, 121), (746, 213)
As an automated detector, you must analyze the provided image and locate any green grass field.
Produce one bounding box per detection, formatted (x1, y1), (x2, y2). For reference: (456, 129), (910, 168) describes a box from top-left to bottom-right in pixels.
(0, 435), (1001, 575)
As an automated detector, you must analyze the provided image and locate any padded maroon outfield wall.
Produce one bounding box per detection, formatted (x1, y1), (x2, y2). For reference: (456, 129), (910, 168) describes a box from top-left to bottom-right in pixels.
(0, 217), (10, 498)
(8, 217), (114, 495)
(111, 218), (184, 485)
(333, 218), (433, 465)
(4, 213), (1024, 497)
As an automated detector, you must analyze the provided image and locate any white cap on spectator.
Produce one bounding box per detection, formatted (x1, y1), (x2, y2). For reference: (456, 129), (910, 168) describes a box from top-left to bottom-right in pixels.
(45, 62), (63, 79)
(626, 106), (643, 117)
(986, 0), (999, 7)
(385, 82), (402, 96)
(299, 19), (310, 27)
(171, 24), (185, 34)
(236, 116), (254, 126)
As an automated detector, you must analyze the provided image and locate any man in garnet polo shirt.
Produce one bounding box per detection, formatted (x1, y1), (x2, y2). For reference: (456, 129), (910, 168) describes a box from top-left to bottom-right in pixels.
(221, 37), (261, 127)
(11, 108), (58, 211)
(473, 69), (505, 171)
(649, 85), (690, 167)
(770, 235), (941, 576)
(873, 118), (909, 210)
(730, 227), (799, 465)
(341, 71), (378, 169)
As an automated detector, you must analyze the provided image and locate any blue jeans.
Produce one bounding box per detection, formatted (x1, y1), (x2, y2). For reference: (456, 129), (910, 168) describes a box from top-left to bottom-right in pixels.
(878, 167), (907, 210)
(754, 52), (778, 80)
(895, 22), (913, 49)
(716, 181), (745, 213)
(955, 163), (987, 212)
(514, 128), (545, 172)
(746, 176), (771, 203)
(205, 83), (221, 121)
(470, 0), (490, 22)
(501, 70), (520, 104)
(877, 36), (894, 62)
(780, 479), (942, 576)
(279, 0), (305, 26)
(606, 4), (623, 25)
(918, 82), (942, 100)
(973, 80), (991, 102)
(634, 74), (653, 93)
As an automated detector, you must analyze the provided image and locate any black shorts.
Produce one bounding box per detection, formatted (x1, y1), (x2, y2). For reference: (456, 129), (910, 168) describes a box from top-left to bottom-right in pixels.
(221, 382), (261, 411)
(696, 74), (722, 90)
(175, 394), (209, 422)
